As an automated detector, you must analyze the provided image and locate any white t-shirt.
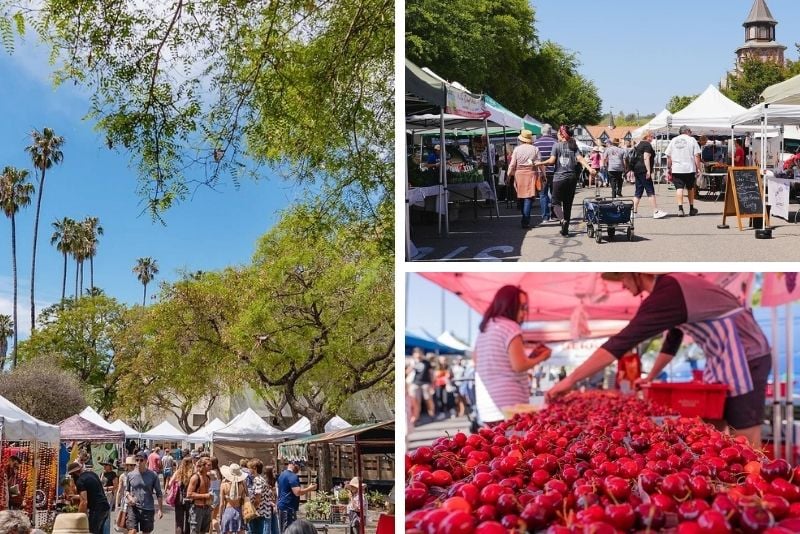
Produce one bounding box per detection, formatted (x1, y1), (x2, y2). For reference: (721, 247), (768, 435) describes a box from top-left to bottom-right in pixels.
(665, 134), (701, 173)
(474, 317), (528, 423)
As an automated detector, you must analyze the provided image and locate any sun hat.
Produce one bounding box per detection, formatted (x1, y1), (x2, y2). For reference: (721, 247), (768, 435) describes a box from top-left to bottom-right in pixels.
(124, 456), (137, 466)
(67, 462), (83, 475)
(601, 272), (668, 282)
(517, 130), (534, 144)
(51, 513), (90, 534)
(221, 463), (248, 483)
(345, 477), (365, 492)
(612, 138), (620, 145)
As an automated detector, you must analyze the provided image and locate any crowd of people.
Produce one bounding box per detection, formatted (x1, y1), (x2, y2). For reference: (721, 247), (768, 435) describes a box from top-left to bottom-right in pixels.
(58, 442), (375, 534)
(406, 349), (475, 426)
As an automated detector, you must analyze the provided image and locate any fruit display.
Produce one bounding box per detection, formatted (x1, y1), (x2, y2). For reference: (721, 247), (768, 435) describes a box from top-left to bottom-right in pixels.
(405, 392), (800, 533)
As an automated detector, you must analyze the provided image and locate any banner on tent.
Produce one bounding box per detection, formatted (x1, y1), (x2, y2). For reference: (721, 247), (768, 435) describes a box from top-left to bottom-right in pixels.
(762, 273), (800, 307)
(446, 87), (489, 119)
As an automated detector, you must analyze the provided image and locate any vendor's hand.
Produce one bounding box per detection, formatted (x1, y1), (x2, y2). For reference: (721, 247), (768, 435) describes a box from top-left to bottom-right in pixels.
(633, 376), (652, 390)
(545, 378), (574, 402)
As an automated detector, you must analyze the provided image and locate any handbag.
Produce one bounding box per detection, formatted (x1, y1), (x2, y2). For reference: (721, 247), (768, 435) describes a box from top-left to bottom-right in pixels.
(116, 508), (127, 529)
(165, 479), (179, 507)
(242, 497), (258, 523)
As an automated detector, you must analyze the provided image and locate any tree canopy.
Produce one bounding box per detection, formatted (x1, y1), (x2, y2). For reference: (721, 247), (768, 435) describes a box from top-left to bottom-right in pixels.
(666, 95), (697, 114)
(1, 0), (393, 248)
(723, 58), (790, 109)
(0, 357), (87, 424)
(406, 0), (602, 125)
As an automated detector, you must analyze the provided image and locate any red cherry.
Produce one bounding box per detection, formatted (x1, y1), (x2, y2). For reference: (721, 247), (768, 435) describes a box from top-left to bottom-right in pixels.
(430, 469), (453, 487)
(763, 494), (791, 521)
(740, 505), (775, 534)
(661, 473), (691, 500)
(604, 503), (635, 530)
(762, 459), (792, 482)
(473, 504), (497, 523)
(678, 499), (711, 522)
(405, 487), (428, 511)
(439, 511), (475, 534)
(442, 496), (472, 514)
(479, 484), (505, 506)
(635, 503), (666, 530)
(473, 522), (505, 534)
(697, 509), (732, 534)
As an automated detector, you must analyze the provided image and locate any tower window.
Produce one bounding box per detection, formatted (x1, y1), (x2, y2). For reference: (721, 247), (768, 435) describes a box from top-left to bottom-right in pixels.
(758, 27), (767, 39)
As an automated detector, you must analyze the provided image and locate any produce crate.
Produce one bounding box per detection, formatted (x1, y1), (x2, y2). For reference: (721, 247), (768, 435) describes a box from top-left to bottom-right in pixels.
(642, 382), (729, 418)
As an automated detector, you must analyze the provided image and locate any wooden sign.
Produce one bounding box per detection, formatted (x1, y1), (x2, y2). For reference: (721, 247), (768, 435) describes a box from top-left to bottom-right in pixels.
(721, 166), (766, 231)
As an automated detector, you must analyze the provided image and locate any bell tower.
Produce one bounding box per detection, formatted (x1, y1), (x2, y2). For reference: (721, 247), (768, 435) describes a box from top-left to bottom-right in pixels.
(735, 0), (786, 68)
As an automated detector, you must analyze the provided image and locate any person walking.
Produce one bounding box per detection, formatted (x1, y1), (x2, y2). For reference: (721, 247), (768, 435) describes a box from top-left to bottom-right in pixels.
(277, 461), (317, 531)
(68, 462), (111, 534)
(534, 125), (596, 237)
(124, 452), (164, 534)
(665, 125), (702, 216)
(603, 138), (627, 198)
(162, 448), (175, 491)
(507, 129), (541, 229)
(408, 349), (434, 422)
(548, 273), (771, 447)
(218, 464), (248, 534)
(247, 460), (278, 534)
(187, 458), (214, 534)
(170, 458), (194, 534)
(473, 285), (552, 424)
(115, 456), (136, 533)
(534, 124), (557, 222)
(630, 131), (667, 219)
(588, 147), (602, 187)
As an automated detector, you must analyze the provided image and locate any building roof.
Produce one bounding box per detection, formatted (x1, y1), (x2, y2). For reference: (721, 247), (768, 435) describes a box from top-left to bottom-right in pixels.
(743, 0), (777, 26)
(737, 41), (787, 53)
(585, 126), (639, 144)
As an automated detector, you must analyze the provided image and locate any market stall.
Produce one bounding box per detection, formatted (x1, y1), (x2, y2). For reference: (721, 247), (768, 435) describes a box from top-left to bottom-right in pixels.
(284, 416), (352, 437)
(279, 421), (394, 534)
(77, 407), (116, 432)
(108, 419), (141, 440)
(210, 408), (289, 466)
(139, 421), (188, 447)
(58, 415), (124, 477)
(186, 417), (226, 444)
(0, 395), (60, 527)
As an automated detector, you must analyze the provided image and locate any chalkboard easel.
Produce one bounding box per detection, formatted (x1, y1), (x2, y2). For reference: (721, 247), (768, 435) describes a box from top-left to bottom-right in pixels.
(721, 166), (767, 231)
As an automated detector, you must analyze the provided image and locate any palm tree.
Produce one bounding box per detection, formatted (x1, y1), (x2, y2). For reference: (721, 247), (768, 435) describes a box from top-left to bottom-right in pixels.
(82, 216), (103, 291)
(133, 257), (159, 306)
(0, 167), (34, 366)
(25, 127), (64, 331)
(50, 216), (76, 301)
(0, 314), (12, 370)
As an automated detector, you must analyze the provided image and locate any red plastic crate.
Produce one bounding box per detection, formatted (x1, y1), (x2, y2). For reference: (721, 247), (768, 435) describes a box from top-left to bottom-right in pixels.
(642, 382), (729, 418)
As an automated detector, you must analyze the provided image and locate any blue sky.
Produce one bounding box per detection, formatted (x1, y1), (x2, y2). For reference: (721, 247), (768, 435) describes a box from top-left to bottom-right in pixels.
(531, 0), (797, 117)
(0, 39), (306, 337)
(406, 273), (482, 345)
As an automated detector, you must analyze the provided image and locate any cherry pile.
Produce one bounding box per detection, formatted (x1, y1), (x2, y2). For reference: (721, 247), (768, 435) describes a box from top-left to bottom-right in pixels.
(406, 392), (800, 533)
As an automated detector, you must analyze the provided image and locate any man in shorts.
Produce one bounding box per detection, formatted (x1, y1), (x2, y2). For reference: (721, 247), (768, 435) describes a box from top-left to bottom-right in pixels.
(665, 125), (702, 217)
(548, 273), (771, 447)
(186, 458), (213, 534)
(125, 452), (163, 534)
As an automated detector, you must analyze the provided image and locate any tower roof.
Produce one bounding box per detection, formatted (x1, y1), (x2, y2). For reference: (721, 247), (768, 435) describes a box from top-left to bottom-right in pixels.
(743, 0), (777, 26)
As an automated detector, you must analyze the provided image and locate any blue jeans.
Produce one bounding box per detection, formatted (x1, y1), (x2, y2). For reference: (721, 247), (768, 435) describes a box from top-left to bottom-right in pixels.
(265, 514), (279, 534)
(248, 516), (266, 534)
(520, 197), (534, 226)
(540, 172), (553, 219)
(279, 509), (297, 532)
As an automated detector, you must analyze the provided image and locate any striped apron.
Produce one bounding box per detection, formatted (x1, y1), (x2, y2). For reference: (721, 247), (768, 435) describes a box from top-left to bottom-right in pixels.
(676, 308), (753, 397)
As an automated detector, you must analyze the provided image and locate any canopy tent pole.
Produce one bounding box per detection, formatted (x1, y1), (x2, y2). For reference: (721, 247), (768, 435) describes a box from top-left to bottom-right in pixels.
(787, 303), (794, 463)
(772, 306), (782, 459)
(730, 127), (735, 166)
(406, 131), (414, 260)
(763, 107), (769, 228)
(441, 112), (449, 236)
(356, 442), (365, 534)
(484, 117), (500, 218)
(502, 126), (508, 206)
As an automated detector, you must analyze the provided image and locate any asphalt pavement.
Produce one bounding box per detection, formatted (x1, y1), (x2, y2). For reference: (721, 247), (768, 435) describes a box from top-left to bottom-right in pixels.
(408, 182), (800, 262)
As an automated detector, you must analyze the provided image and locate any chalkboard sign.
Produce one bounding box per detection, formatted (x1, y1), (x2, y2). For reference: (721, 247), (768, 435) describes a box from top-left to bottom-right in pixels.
(721, 167), (765, 231)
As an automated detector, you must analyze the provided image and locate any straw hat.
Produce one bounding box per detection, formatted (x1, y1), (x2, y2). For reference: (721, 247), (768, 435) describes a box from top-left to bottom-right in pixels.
(345, 477), (365, 492)
(51, 513), (90, 534)
(601, 272), (668, 281)
(124, 456), (137, 466)
(517, 130), (534, 144)
(221, 463), (248, 483)
(67, 462), (83, 475)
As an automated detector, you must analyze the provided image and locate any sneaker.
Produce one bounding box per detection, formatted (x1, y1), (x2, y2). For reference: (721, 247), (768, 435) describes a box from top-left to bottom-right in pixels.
(653, 210), (667, 219)
(689, 207), (699, 216)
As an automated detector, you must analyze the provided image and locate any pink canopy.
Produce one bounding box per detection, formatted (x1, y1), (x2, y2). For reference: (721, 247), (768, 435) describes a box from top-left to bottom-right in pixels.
(761, 273), (800, 307)
(421, 273), (755, 323)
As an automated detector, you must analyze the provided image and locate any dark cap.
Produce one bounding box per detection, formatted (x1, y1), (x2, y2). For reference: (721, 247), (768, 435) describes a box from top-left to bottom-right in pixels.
(135, 452), (147, 460)
(67, 461), (83, 474)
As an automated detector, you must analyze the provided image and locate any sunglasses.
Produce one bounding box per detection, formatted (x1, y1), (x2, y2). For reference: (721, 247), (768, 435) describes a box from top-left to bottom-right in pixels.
(520, 304), (529, 311)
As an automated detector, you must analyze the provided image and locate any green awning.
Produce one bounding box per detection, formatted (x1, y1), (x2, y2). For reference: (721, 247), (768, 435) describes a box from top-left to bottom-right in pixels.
(278, 420), (394, 461)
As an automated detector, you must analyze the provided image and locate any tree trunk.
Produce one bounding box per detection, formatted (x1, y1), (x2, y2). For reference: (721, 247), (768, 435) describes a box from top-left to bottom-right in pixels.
(310, 418), (333, 491)
(11, 214), (18, 367)
(79, 260), (84, 296)
(90, 256), (94, 291)
(0, 337), (6, 371)
(142, 282), (147, 306)
(74, 258), (79, 299)
(30, 168), (45, 331)
(61, 251), (67, 301)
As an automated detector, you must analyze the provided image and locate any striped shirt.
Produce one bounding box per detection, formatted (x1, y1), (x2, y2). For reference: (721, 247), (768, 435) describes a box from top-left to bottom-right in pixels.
(534, 134), (557, 174)
(249, 474), (276, 518)
(475, 317), (527, 422)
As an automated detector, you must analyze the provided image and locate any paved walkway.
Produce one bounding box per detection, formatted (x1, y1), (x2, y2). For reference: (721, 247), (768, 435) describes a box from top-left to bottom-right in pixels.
(408, 182), (800, 262)
(407, 415), (471, 452)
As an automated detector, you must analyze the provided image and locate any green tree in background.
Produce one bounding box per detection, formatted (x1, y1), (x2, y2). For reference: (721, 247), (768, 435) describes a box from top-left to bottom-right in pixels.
(0, 358), (87, 424)
(723, 58), (788, 108)
(0, 0), (393, 253)
(406, 0), (601, 125)
(0, 314), (12, 370)
(666, 95), (698, 113)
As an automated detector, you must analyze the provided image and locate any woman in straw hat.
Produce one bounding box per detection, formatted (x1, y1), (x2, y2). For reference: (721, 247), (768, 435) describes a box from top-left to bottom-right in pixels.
(218, 464), (248, 534)
(345, 477), (367, 534)
(507, 129), (541, 229)
(51, 513), (91, 534)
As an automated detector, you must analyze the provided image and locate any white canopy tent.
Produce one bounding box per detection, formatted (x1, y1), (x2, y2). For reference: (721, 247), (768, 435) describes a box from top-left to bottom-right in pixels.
(139, 421), (188, 442)
(79, 406), (117, 432)
(436, 331), (472, 352)
(283, 416), (352, 436)
(762, 74), (800, 106)
(186, 417), (226, 443)
(109, 419), (142, 439)
(0, 395), (60, 444)
(211, 408), (291, 466)
(632, 109), (671, 138)
(668, 85), (753, 135)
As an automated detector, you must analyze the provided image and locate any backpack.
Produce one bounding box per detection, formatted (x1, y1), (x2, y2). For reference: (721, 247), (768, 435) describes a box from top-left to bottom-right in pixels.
(625, 145), (640, 171)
